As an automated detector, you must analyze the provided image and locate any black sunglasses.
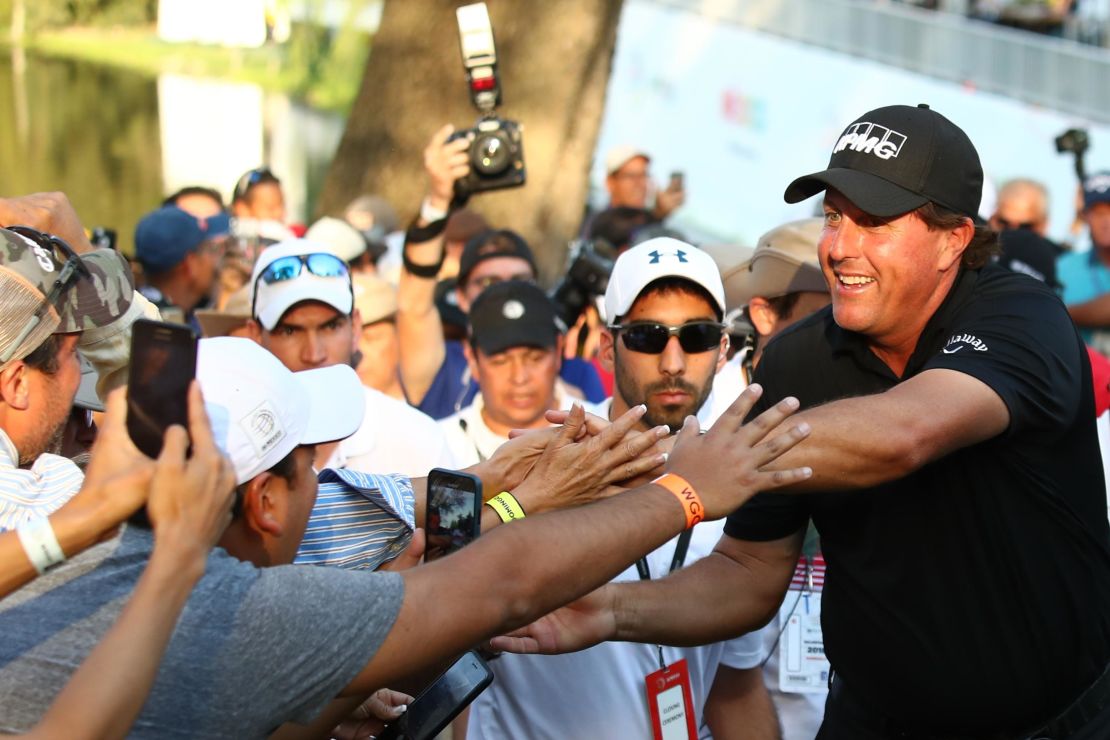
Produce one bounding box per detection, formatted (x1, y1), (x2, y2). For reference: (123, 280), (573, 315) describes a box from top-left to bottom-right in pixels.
(610, 321), (726, 354)
(1, 226), (91, 363)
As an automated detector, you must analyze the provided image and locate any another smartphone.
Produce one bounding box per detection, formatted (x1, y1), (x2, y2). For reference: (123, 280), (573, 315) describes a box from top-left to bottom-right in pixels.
(126, 319), (197, 459)
(378, 651), (494, 740)
(669, 171), (685, 191)
(424, 468), (483, 562)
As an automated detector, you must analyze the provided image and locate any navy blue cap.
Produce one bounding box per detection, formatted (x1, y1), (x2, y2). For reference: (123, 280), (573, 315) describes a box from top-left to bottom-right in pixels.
(134, 206), (231, 273)
(1083, 172), (1110, 210)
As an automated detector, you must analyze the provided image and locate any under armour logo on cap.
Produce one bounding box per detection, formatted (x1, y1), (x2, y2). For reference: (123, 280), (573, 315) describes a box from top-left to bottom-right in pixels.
(649, 249), (688, 264)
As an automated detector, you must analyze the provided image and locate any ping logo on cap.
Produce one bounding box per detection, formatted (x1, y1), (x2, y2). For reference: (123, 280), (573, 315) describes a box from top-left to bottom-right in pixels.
(239, 400), (287, 456)
(833, 122), (908, 161)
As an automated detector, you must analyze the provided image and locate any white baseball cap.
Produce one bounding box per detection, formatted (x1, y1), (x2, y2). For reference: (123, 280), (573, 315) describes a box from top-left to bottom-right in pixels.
(604, 145), (651, 176)
(250, 239), (353, 331)
(305, 217), (367, 262)
(197, 337), (364, 484)
(603, 237), (727, 321)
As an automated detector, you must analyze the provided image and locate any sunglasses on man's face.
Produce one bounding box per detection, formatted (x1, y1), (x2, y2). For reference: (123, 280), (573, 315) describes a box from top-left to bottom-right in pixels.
(610, 321), (726, 354)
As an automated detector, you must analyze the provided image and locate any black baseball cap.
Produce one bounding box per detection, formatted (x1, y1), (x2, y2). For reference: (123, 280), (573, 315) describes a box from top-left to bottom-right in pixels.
(785, 104), (983, 220)
(457, 229), (537, 285)
(468, 280), (561, 356)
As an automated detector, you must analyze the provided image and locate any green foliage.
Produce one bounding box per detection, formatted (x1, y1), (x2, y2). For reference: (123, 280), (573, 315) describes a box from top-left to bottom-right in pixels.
(0, 0), (156, 33)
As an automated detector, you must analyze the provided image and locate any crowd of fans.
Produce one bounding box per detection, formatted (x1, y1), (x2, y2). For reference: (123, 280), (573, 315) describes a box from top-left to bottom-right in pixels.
(0, 98), (1108, 740)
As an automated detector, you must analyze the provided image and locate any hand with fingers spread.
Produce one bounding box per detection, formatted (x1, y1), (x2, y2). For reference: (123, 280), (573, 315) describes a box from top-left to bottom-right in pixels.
(663, 383), (812, 520)
(512, 404), (670, 515)
(144, 382), (237, 573)
(423, 124), (471, 212)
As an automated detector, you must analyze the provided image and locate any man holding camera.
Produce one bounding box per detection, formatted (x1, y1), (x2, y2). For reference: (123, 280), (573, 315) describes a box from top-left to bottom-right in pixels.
(468, 237), (778, 740)
(396, 126), (604, 420)
(496, 104), (1110, 738)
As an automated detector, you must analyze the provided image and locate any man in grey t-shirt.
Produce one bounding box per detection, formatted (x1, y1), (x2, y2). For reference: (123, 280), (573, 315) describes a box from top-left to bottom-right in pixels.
(0, 338), (813, 737)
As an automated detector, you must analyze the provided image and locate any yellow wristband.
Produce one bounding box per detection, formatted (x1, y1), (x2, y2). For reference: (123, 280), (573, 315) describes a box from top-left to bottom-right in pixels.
(486, 492), (526, 523)
(652, 473), (704, 529)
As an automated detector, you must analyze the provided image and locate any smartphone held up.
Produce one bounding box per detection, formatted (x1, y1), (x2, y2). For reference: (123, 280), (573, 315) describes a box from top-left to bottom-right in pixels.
(126, 319), (197, 458)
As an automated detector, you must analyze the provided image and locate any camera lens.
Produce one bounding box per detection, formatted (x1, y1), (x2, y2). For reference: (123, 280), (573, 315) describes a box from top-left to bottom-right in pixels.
(472, 131), (511, 176)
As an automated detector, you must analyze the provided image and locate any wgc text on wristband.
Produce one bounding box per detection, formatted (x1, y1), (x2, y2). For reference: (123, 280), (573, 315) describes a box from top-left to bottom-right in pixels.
(651, 473), (704, 529)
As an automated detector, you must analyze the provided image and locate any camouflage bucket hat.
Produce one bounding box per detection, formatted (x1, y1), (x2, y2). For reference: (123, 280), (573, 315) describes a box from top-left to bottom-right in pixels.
(0, 227), (134, 365)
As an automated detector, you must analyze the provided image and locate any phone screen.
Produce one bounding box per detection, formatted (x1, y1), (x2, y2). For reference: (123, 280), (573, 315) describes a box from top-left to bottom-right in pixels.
(669, 171), (684, 190)
(126, 320), (197, 459)
(424, 469), (482, 562)
(380, 651), (493, 740)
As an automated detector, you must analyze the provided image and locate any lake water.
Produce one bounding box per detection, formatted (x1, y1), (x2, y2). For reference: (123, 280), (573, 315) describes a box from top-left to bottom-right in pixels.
(0, 49), (345, 253)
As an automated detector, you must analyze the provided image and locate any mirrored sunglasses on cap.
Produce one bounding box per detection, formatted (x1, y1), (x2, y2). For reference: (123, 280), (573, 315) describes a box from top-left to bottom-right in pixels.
(257, 253), (349, 286)
(610, 321), (725, 354)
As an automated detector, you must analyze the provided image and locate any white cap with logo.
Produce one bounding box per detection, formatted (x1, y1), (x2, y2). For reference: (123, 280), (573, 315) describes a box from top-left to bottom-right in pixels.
(603, 237), (727, 321)
(197, 337), (364, 484)
(250, 239), (353, 331)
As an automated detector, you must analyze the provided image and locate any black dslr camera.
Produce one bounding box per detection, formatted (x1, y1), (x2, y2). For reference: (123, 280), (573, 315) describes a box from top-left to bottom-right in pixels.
(550, 238), (618, 328)
(450, 3), (525, 197)
(1055, 128), (1090, 181)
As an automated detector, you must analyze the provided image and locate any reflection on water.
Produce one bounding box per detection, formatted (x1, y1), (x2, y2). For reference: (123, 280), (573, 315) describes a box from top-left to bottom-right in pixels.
(0, 51), (345, 254)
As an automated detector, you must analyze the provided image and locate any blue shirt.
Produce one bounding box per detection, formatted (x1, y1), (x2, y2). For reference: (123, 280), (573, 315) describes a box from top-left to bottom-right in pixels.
(1058, 248), (1110, 349)
(295, 469), (415, 571)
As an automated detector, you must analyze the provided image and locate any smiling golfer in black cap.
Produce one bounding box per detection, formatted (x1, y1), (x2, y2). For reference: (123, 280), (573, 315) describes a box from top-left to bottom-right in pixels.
(495, 104), (1110, 739)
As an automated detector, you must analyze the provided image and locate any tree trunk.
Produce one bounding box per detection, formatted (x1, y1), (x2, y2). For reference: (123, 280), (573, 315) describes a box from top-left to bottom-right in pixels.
(317, 0), (625, 282)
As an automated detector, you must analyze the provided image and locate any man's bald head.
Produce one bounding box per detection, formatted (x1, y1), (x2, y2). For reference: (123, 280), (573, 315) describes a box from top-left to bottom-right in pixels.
(991, 179), (1049, 236)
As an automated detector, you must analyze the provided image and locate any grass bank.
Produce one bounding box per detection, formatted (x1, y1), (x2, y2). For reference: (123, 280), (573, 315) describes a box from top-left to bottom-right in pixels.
(5, 25), (370, 113)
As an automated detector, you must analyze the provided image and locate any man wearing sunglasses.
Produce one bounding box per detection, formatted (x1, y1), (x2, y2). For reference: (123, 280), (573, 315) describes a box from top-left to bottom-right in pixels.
(468, 237), (779, 740)
(495, 104), (1110, 739)
(988, 178), (1050, 237)
(247, 239), (454, 480)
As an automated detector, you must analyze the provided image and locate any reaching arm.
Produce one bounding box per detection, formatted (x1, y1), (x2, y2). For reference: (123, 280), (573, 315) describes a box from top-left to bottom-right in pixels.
(760, 368), (1009, 491)
(342, 387), (812, 694)
(396, 125), (470, 405)
(1067, 292), (1110, 328)
(704, 664), (782, 740)
(24, 383), (236, 740)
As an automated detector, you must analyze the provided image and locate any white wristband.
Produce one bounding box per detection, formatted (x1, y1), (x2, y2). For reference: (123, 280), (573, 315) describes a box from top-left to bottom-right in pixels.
(17, 517), (65, 575)
(420, 198), (449, 224)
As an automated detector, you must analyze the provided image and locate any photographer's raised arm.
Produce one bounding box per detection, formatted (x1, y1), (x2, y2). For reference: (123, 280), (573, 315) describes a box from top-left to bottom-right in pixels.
(342, 386), (812, 694)
(396, 125), (471, 406)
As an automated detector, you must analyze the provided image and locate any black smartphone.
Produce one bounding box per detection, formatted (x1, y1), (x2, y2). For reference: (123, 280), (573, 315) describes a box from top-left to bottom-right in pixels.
(378, 651), (494, 740)
(424, 468), (483, 562)
(126, 319), (197, 459)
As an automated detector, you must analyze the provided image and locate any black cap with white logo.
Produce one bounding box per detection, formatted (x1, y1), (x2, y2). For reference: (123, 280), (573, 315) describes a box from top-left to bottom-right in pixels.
(784, 104), (983, 220)
(468, 280), (562, 357)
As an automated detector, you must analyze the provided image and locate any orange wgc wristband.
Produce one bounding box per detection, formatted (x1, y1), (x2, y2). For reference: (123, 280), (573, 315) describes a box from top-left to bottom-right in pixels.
(651, 473), (704, 529)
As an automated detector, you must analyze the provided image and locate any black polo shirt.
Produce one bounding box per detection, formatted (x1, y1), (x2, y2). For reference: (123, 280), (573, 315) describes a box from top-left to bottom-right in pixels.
(725, 264), (1110, 732)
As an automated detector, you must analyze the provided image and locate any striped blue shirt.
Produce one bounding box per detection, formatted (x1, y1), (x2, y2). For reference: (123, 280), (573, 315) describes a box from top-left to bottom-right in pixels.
(0, 429), (83, 532)
(295, 468), (415, 571)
